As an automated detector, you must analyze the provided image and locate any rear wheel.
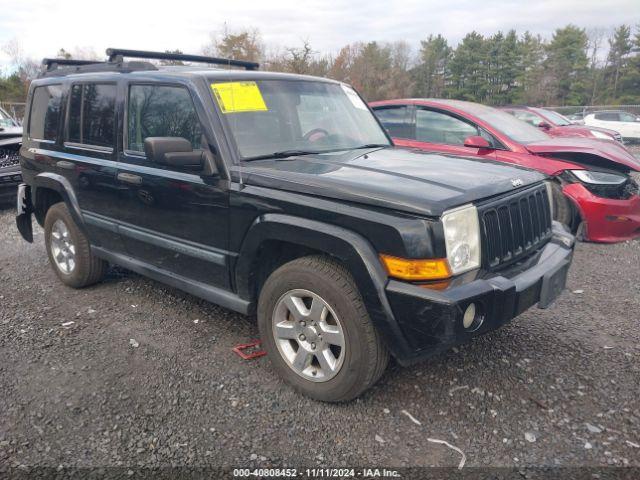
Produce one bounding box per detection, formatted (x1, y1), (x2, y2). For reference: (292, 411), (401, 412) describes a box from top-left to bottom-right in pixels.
(44, 202), (108, 288)
(257, 255), (388, 402)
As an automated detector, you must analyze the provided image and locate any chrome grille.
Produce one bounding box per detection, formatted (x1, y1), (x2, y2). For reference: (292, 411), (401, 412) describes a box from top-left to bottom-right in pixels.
(479, 184), (553, 269)
(0, 149), (20, 169)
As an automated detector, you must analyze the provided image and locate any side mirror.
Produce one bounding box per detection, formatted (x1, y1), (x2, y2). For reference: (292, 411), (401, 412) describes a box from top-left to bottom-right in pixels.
(463, 135), (491, 149)
(144, 137), (204, 170)
(537, 121), (551, 130)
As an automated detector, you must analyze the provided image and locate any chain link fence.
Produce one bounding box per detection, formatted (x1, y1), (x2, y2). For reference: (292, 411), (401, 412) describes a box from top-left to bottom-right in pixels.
(548, 104), (640, 117)
(0, 102), (26, 124)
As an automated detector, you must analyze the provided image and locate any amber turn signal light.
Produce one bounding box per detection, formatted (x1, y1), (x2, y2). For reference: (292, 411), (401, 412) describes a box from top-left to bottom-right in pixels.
(380, 254), (452, 281)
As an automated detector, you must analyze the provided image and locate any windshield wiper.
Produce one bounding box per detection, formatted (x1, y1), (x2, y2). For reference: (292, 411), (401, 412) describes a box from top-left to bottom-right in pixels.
(351, 143), (390, 149)
(244, 150), (322, 161)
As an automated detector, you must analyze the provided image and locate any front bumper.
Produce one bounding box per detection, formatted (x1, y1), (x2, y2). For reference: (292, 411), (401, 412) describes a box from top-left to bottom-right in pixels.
(385, 223), (575, 365)
(563, 182), (640, 243)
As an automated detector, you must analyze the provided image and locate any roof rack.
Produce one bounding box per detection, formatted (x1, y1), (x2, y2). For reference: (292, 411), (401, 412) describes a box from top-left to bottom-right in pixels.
(42, 58), (102, 70)
(106, 48), (259, 70)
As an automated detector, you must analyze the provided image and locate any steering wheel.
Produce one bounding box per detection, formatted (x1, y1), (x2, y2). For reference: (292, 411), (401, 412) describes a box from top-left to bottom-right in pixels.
(303, 128), (330, 143)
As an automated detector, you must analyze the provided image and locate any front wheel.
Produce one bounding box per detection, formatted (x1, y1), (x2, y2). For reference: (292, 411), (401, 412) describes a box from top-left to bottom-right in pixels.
(257, 255), (389, 402)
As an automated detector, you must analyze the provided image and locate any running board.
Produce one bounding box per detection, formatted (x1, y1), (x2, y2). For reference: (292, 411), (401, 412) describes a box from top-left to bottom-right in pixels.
(92, 247), (253, 315)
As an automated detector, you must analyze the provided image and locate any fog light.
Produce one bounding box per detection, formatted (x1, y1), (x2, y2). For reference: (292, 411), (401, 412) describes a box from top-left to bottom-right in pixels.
(463, 303), (476, 329)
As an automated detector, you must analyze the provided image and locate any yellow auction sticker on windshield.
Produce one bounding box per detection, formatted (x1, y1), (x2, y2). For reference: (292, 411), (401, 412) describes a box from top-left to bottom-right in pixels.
(210, 81), (268, 113)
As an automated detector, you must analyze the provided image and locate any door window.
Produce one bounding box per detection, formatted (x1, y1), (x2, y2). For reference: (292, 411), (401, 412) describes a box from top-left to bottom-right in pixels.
(68, 83), (116, 148)
(415, 108), (478, 145)
(28, 85), (63, 141)
(127, 84), (202, 153)
(373, 106), (413, 139)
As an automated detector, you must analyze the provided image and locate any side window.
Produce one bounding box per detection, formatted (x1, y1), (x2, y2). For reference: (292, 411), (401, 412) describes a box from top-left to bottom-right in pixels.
(373, 106), (413, 139)
(512, 110), (544, 127)
(68, 83), (116, 148)
(28, 85), (63, 141)
(127, 84), (202, 153)
(594, 112), (619, 121)
(415, 109), (478, 145)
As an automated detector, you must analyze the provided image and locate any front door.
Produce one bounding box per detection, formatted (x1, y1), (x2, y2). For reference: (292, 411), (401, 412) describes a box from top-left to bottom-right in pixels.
(399, 107), (497, 160)
(113, 82), (231, 289)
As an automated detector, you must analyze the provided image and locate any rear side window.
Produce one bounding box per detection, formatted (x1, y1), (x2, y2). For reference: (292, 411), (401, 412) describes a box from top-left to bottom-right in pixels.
(374, 106), (413, 139)
(127, 84), (202, 153)
(68, 83), (116, 148)
(29, 85), (63, 141)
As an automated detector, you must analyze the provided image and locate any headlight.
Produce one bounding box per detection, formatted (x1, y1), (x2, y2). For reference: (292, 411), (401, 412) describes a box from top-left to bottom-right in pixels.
(441, 204), (481, 275)
(590, 130), (613, 140)
(571, 170), (627, 185)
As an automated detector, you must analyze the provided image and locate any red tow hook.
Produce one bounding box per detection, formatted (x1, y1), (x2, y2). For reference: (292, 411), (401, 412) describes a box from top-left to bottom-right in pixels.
(232, 340), (267, 360)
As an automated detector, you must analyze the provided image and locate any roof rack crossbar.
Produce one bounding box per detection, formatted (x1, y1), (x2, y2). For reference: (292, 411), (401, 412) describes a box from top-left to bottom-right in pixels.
(105, 48), (259, 70)
(42, 58), (102, 70)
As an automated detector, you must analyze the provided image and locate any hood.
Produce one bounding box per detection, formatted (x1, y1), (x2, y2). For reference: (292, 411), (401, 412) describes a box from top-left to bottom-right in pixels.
(525, 137), (640, 172)
(241, 147), (545, 217)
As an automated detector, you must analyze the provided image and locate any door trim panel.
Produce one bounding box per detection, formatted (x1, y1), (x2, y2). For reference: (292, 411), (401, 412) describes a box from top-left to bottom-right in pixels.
(92, 246), (251, 315)
(81, 210), (232, 267)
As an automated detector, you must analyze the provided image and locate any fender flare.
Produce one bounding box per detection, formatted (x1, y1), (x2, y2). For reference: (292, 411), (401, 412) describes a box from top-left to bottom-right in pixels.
(31, 172), (86, 231)
(234, 213), (413, 359)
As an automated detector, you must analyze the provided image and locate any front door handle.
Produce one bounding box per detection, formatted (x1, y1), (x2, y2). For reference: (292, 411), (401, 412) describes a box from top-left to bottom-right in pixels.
(117, 172), (143, 185)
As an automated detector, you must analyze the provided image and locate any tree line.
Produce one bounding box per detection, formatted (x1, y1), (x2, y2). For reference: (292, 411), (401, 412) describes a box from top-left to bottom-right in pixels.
(2, 23), (640, 108)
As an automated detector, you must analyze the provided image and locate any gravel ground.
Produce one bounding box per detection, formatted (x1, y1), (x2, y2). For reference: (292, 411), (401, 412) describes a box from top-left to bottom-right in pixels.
(0, 204), (639, 475)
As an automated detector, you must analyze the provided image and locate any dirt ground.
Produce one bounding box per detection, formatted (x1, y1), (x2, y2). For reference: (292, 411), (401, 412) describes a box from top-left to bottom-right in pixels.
(0, 205), (639, 477)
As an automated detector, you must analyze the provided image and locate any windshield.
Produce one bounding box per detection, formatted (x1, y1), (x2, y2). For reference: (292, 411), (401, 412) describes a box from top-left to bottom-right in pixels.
(210, 79), (390, 159)
(461, 103), (550, 144)
(534, 108), (571, 126)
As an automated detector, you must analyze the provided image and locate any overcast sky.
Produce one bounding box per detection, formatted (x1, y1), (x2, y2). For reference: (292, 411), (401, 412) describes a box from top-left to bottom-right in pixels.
(1, 0), (638, 70)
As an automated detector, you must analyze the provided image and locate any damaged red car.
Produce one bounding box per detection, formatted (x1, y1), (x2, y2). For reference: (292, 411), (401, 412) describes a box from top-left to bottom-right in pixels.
(370, 99), (640, 243)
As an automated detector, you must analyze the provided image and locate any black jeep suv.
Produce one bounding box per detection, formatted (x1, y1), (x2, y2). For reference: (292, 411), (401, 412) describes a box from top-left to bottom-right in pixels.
(16, 49), (575, 401)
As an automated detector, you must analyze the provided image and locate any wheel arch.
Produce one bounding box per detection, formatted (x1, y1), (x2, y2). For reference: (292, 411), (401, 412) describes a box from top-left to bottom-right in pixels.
(234, 214), (412, 359)
(31, 173), (85, 230)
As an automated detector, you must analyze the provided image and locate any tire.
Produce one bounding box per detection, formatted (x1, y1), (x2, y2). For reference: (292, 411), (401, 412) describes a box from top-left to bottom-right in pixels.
(550, 181), (573, 228)
(44, 202), (108, 288)
(257, 255), (389, 402)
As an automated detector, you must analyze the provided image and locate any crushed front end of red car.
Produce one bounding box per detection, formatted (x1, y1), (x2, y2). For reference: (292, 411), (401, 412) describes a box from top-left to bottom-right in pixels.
(561, 172), (640, 243)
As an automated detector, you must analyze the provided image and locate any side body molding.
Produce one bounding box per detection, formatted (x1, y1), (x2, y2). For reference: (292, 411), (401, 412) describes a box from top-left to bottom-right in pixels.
(234, 213), (413, 359)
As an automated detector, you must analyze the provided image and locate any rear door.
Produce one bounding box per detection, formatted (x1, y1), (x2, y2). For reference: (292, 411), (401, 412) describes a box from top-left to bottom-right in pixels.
(113, 81), (231, 289)
(25, 81), (124, 252)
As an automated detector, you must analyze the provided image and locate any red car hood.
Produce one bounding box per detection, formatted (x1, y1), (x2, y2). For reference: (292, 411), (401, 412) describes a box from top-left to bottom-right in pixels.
(525, 137), (640, 172)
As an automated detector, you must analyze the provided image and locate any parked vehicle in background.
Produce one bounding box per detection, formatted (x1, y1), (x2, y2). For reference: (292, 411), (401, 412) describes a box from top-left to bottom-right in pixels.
(0, 106), (23, 203)
(502, 106), (622, 143)
(370, 99), (640, 243)
(15, 50), (575, 402)
(567, 112), (585, 124)
(583, 111), (640, 143)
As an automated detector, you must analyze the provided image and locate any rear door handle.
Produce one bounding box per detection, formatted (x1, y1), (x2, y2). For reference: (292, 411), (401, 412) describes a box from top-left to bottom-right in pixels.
(117, 172), (143, 185)
(56, 160), (75, 170)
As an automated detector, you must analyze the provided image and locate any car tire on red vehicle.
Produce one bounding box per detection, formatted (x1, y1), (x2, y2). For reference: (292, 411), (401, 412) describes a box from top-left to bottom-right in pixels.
(257, 255), (389, 402)
(550, 181), (575, 229)
(44, 202), (108, 288)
